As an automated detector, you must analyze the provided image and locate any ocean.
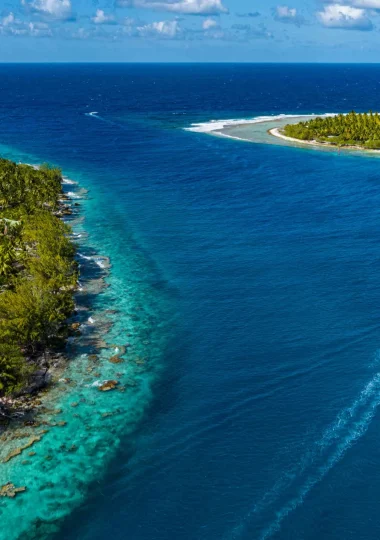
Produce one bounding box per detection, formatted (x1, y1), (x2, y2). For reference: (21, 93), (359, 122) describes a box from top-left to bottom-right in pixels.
(1, 63), (380, 539)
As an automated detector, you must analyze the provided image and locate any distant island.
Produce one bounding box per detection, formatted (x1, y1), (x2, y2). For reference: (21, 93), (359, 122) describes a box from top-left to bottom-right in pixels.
(279, 111), (380, 150)
(190, 111), (380, 153)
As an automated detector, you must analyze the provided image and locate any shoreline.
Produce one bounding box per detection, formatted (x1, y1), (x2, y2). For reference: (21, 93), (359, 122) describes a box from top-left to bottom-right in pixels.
(0, 166), (82, 426)
(0, 176), (84, 425)
(0, 170), (116, 511)
(269, 126), (380, 153)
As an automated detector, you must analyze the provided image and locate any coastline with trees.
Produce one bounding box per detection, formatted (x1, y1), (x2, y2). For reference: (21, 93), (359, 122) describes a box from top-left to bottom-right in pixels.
(0, 158), (78, 416)
(0, 152), (163, 537)
(277, 111), (380, 150)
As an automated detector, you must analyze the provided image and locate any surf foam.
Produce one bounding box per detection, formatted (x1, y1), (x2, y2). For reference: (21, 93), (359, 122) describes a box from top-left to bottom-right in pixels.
(185, 114), (338, 134)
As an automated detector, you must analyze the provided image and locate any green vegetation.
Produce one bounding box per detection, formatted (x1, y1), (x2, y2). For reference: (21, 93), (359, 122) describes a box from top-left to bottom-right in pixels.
(283, 111), (380, 149)
(0, 158), (77, 395)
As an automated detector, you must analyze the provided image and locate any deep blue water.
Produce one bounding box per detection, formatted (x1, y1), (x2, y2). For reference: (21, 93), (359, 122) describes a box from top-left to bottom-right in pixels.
(2, 64), (380, 539)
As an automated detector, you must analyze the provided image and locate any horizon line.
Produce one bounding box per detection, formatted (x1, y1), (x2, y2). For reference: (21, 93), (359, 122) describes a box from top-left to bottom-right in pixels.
(2, 61), (380, 65)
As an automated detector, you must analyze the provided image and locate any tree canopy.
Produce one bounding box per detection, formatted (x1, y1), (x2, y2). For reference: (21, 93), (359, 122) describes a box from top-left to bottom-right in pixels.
(0, 159), (77, 395)
(283, 111), (380, 149)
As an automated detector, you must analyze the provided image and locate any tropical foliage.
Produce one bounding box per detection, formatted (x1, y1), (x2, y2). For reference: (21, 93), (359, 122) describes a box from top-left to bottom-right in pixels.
(283, 111), (380, 149)
(0, 158), (77, 395)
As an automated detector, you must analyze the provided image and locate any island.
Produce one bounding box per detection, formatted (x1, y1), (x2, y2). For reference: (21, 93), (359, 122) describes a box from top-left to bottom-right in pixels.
(279, 111), (380, 150)
(188, 111), (380, 153)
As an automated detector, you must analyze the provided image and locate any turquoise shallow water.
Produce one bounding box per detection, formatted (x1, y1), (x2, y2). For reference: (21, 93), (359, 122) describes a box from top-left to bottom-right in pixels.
(0, 143), (173, 539)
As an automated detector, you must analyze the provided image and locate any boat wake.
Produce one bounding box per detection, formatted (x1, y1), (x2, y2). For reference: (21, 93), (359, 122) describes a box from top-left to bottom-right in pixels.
(85, 111), (130, 132)
(230, 366), (380, 539)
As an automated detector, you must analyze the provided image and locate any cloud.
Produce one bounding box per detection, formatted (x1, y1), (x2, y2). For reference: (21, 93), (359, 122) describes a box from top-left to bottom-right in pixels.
(317, 4), (373, 29)
(202, 17), (218, 29)
(22, 0), (74, 20)
(2, 2), (273, 43)
(27, 21), (53, 35)
(0, 12), (53, 36)
(2, 12), (16, 26)
(116, 0), (228, 15)
(200, 17), (224, 37)
(325, 0), (380, 8)
(91, 9), (117, 24)
(274, 5), (304, 25)
(137, 19), (181, 37)
(124, 15), (272, 41)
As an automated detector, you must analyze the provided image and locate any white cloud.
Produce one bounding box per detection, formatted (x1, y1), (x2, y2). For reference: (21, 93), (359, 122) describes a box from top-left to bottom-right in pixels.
(276, 5), (297, 19)
(137, 19), (181, 37)
(23, 0), (73, 20)
(274, 5), (304, 25)
(0, 13), (52, 36)
(331, 0), (380, 7)
(28, 21), (53, 35)
(202, 17), (218, 29)
(201, 18), (223, 37)
(317, 4), (373, 29)
(125, 17), (270, 41)
(92, 9), (116, 24)
(3, 13), (15, 26)
(2, 12), (16, 26)
(117, 0), (228, 15)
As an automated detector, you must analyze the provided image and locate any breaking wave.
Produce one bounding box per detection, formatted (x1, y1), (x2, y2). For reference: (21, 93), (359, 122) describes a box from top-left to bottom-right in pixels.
(185, 113), (338, 134)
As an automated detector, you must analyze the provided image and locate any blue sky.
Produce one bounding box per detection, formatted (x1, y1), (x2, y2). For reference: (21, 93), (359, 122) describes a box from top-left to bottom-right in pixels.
(1, 0), (380, 61)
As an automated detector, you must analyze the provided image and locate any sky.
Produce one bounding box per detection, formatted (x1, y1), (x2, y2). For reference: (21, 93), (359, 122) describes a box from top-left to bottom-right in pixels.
(2, 0), (380, 62)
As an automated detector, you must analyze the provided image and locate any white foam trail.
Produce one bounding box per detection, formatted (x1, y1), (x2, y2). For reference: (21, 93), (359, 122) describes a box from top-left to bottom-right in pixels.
(185, 114), (338, 134)
(261, 375), (380, 539)
(77, 253), (107, 269)
(89, 380), (104, 388)
(62, 176), (77, 185)
(94, 257), (106, 269)
(78, 253), (91, 261)
(230, 368), (380, 540)
(67, 191), (82, 199)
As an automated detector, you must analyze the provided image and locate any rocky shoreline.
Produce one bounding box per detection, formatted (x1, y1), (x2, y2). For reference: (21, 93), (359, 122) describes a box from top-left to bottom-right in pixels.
(0, 178), (118, 433)
(0, 174), (123, 501)
(0, 352), (66, 425)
